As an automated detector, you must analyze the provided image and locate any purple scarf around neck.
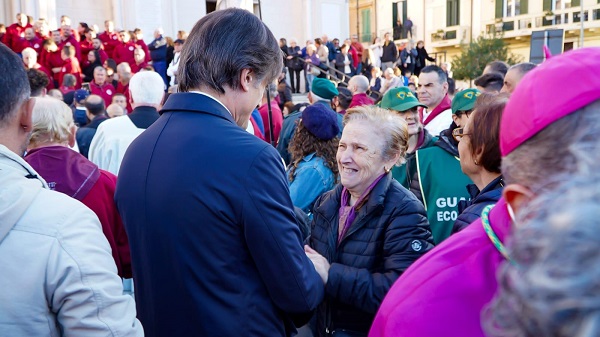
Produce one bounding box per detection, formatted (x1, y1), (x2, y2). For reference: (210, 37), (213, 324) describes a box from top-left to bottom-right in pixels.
(338, 173), (386, 244)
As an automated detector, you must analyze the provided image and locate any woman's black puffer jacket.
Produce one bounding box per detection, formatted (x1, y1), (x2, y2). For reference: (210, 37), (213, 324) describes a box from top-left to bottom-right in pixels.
(309, 173), (434, 336)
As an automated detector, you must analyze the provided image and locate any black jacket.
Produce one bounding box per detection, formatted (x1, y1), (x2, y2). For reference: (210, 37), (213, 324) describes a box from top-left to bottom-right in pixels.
(381, 41), (398, 63)
(148, 35), (167, 62)
(416, 46), (435, 69)
(310, 173), (434, 336)
(452, 175), (504, 233)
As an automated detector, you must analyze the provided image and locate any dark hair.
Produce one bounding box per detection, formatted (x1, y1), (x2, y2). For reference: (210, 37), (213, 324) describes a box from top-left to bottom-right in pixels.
(474, 72), (504, 92)
(288, 121), (339, 183)
(84, 95), (106, 116)
(104, 58), (117, 72)
(27, 69), (49, 97)
(468, 93), (509, 174)
(447, 78), (456, 95)
(279, 38), (287, 46)
(337, 87), (353, 110)
(421, 65), (447, 84)
(178, 8), (282, 94)
(133, 28), (142, 34)
(0, 44), (30, 124)
(79, 22), (89, 30)
(511, 62), (537, 76)
(62, 45), (75, 58)
(83, 27), (93, 34)
(485, 60), (509, 76)
(314, 38), (323, 46)
(89, 49), (102, 63)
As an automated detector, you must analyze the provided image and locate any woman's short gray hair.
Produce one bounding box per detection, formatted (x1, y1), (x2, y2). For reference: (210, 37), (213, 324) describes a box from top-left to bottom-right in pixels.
(484, 172), (600, 337)
(177, 8), (282, 94)
(29, 97), (74, 146)
(343, 105), (408, 164)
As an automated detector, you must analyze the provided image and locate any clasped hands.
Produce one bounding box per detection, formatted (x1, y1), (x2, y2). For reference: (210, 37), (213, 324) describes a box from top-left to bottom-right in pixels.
(305, 245), (330, 284)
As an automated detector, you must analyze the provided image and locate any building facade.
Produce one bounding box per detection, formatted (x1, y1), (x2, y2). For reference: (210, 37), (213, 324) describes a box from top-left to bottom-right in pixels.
(2, 0), (350, 47)
(351, 0), (600, 66)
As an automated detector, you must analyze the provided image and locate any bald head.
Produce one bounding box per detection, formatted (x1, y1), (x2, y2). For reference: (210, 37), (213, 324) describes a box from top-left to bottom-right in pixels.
(106, 103), (125, 118)
(348, 75), (370, 94)
(84, 95), (106, 116)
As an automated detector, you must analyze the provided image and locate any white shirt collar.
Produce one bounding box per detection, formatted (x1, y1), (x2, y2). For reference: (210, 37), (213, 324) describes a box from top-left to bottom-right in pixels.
(188, 91), (233, 117)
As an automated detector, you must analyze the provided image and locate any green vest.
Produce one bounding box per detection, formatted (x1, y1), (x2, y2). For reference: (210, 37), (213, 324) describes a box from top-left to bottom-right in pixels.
(416, 146), (472, 244)
(392, 135), (438, 190)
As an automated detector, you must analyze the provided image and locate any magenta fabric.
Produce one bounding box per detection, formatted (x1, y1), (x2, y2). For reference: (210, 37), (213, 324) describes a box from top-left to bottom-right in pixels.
(25, 146), (100, 201)
(349, 93), (375, 108)
(500, 47), (600, 156)
(369, 198), (512, 337)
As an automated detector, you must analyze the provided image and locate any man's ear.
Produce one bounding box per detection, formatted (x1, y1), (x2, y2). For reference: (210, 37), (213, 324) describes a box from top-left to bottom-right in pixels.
(68, 125), (76, 148)
(502, 183), (534, 216)
(442, 81), (449, 95)
(19, 98), (35, 133)
(239, 68), (253, 93)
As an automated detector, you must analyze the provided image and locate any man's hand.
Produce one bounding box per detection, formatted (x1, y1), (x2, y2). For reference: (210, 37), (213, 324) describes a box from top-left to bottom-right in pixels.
(305, 245), (330, 284)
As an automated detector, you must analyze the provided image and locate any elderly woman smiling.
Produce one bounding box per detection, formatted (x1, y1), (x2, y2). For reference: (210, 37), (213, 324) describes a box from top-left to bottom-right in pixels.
(306, 105), (434, 336)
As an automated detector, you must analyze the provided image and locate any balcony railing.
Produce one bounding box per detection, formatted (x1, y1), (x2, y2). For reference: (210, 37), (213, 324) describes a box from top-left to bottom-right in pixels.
(486, 3), (600, 37)
(429, 26), (471, 47)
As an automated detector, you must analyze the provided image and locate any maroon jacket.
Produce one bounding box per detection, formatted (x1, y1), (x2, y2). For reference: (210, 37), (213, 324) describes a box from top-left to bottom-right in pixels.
(98, 31), (121, 58)
(25, 146), (132, 278)
(349, 92), (375, 109)
(2, 22), (32, 52)
(16, 36), (43, 54)
(113, 42), (137, 66)
(59, 35), (82, 60)
(90, 81), (116, 106)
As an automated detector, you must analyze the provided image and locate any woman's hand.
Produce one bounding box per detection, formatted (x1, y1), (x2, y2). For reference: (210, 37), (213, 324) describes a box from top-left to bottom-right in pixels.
(305, 245), (330, 284)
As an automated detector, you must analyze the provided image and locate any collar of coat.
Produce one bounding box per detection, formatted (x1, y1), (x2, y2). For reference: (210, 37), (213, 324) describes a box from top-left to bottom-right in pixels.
(160, 92), (236, 125)
(313, 172), (393, 223)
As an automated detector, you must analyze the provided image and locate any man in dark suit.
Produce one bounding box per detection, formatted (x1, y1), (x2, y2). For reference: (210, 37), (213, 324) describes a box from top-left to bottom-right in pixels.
(115, 8), (326, 337)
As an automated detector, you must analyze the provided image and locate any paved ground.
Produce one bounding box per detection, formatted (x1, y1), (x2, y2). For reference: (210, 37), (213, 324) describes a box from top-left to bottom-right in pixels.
(292, 93), (309, 104)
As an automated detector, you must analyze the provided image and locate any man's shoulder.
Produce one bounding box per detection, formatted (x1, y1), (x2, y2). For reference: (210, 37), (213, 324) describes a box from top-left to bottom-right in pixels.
(17, 187), (97, 235)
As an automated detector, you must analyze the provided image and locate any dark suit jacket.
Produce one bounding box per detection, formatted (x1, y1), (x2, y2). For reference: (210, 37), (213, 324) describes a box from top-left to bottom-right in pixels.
(115, 92), (324, 337)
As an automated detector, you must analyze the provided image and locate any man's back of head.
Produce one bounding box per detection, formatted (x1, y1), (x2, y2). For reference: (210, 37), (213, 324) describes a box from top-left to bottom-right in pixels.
(0, 44), (32, 155)
(27, 68), (49, 97)
(349, 75), (369, 94)
(84, 94), (106, 117)
(483, 60), (509, 76)
(129, 71), (165, 108)
(501, 49), (600, 200)
(474, 72), (504, 93)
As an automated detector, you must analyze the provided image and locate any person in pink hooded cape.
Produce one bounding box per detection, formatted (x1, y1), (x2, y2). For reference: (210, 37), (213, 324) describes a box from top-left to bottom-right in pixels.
(369, 47), (600, 337)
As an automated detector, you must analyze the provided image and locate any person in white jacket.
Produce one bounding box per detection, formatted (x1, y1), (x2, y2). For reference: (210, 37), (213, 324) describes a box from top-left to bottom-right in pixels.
(166, 39), (184, 87)
(89, 71), (164, 175)
(0, 43), (143, 337)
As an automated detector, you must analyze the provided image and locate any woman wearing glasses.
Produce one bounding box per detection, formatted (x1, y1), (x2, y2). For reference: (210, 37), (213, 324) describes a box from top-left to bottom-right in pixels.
(452, 93), (508, 233)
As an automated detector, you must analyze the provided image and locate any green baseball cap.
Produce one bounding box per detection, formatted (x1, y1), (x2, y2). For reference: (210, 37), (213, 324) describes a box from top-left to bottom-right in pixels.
(311, 78), (339, 100)
(380, 87), (426, 112)
(451, 88), (481, 114)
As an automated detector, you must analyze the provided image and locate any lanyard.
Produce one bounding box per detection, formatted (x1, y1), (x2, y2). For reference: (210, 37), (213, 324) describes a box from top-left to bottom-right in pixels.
(481, 205), (514, 264)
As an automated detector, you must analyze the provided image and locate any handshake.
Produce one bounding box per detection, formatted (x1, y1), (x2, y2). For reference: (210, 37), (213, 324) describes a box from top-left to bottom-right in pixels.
(305, 245), (330, 284)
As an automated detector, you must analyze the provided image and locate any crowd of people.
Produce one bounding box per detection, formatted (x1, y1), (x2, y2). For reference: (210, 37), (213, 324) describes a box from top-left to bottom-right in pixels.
(2, 7), (600, 337)
(276, 31), (442, 100)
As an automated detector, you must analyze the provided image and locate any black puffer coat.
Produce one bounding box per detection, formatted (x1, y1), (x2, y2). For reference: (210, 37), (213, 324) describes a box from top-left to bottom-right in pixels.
(309, 173), (434, 336)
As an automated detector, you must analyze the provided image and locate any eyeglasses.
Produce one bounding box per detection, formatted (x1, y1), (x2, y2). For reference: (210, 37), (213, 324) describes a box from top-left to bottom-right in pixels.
(455, 110), (472, 118)
(452, 128), (471, 142)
